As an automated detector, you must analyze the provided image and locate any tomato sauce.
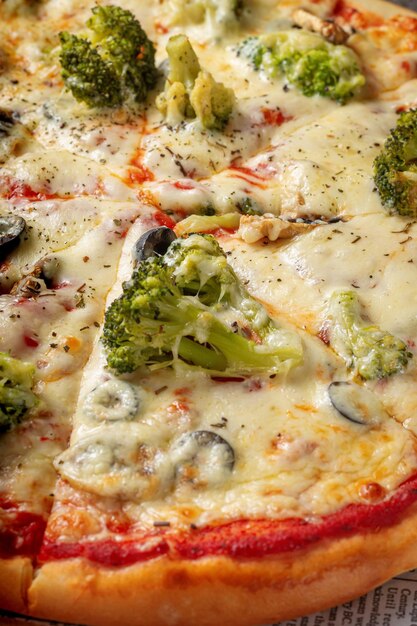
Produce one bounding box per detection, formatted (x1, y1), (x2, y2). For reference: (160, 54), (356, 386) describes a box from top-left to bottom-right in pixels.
(172, 181), (195, 191)
(6, 181), (57, 202)
(260, 108), (291, 127)
(23, 335), (39, 348)
(153, 211), (177, 229)
(204, 227), (238, 238)
(127, 166), (154, 185)
(0, 510), (46, 558)
(332, 0), (383, 28)
(38, 474), (417, 566)
(40, 536), (169, 567)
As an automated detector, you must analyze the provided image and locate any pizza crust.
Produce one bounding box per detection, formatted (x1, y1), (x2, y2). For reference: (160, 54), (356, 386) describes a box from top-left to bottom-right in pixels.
(0, 557), (33, 614)
(349, 0), (417, 17)
(27, 502), (417, 626)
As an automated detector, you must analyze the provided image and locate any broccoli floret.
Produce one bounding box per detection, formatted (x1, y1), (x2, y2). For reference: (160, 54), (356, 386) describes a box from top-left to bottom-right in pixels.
(156, 35), (199, 125)
(59, 33), (123, 108)
(163, 235), (291, 338)
(163, 234), (239, 307)
(167, 0), (242, 34)
(0, 352), (38, 432)
(103, 234), (302, 376)
(59, 5), (157, 108)
(164, 34), (201, 90)
(190, 71), (235, 130)
(236, 196), (262, 216)
(328, 290), (412, 380)
(374, 109), (417, 217)
(156, 35), (235, 129)
(237, 36), (267, 71)
(237, 30), (365, 104)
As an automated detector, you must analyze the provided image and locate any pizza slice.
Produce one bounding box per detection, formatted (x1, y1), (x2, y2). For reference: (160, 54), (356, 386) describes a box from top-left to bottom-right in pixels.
(229, 0), (417, 93)
(0, 199), (161, 612)
(145, 83), (416, 220)
(0, 3), (159, 198)
(25, 209), (417, 625)
(141, 4), (416, 220)
(330, 0), (417, 93)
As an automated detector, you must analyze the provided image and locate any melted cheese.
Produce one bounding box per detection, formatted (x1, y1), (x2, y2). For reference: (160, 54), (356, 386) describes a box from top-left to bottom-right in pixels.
(55, 213), (417, 529)
(0, 0), (416, 541)
(0, 202), (155, 513)
(225, 213), (417, 342)
(0, 150), (135, 200)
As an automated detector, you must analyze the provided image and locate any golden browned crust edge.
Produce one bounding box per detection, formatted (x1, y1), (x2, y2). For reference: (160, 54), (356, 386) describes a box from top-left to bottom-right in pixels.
(0, 558), (33, 615)
(27, 503), (417, 626)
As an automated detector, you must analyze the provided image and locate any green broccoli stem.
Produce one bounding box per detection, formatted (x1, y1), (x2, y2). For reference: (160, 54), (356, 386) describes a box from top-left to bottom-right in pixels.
(178, 337), (227, 370)
(157, 35), (235, 129)
(166, 34), (201, 89)
(161, 300), (266, 370)
(163, 300), (296, 372)
(207, 320), (298, 371)
(175, 212), (240, 237)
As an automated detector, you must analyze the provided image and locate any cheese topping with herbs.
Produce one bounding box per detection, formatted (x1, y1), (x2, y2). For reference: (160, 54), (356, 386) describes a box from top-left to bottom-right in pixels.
(0, 0), (416, 536)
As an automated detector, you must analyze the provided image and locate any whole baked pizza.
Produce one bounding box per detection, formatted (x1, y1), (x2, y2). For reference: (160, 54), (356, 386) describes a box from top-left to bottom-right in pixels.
(0, 0), (417, 624)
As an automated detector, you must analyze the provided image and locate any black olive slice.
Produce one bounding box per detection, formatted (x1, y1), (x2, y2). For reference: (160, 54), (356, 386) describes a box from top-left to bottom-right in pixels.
(132, 227), (176, 265)
(55, 425), (173, 501)
(328, 381), (387, 426)
(0, 110), (16, 137)
(172, 430), (235, 487)
(84, 380), (140, 422)
(0, 215), (26, 258)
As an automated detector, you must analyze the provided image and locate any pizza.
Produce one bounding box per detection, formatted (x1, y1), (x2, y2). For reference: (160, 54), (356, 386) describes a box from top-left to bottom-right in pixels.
(0, 0), (417, 624)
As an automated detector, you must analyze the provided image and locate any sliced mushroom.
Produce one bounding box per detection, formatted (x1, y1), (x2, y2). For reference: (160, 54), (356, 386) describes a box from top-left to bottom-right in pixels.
(35, 256), (60, 283)
(238, 214), (316, 244)
(328, 381), (387, 426)
(83, 379), (140, 422)
(171, 430), (235, 488)
(0, 215), (26, 259)
(0, 111), (30, 164)
(9, 255), (60, 296)
(11, 276), (46, 298)
(55, 425), (173, 501)
(132, 227), (176, 265)
(25, 255), (60, 282)
(293, 9), (349, 45)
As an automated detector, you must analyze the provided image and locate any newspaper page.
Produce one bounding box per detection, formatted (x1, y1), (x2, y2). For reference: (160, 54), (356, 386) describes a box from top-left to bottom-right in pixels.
(276, 569), (417, 626)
